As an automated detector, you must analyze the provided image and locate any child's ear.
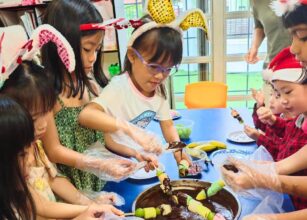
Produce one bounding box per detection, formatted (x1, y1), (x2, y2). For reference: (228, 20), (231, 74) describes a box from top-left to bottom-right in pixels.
(127, 47), (135, 63)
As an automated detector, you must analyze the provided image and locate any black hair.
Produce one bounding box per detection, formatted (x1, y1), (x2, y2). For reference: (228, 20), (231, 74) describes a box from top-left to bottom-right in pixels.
(0, 95), (36, 220)
(123, 16), (183, 99)
(282, 4), (307, 28)
(42, 0), (109, 99)
(1, 61), (56, 115)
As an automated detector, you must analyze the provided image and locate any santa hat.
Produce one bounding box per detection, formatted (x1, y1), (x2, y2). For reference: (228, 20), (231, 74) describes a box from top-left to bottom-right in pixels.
(263, 47), (305, 83)
(271, 0), (307, 16)
(0, 24), (75, 89)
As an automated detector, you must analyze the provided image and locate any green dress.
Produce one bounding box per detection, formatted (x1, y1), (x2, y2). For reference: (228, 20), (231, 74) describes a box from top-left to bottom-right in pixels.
(55, 96), (105, 191)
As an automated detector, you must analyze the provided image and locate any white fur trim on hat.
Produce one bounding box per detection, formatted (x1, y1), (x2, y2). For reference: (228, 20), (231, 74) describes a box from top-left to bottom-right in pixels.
(271, 68), (305, 82)
(262, 68), (274, 81)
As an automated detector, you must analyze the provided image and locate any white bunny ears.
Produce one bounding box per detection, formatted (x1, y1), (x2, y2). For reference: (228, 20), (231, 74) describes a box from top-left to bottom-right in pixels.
(0, 24), (75, 88)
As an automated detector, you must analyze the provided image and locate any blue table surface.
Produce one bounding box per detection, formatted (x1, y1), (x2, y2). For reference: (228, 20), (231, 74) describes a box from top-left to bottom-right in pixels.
(104, 108), (295, 219)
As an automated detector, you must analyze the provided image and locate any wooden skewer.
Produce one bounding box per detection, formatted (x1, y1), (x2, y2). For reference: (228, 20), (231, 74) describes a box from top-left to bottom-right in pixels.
(124, 212), (135, 216)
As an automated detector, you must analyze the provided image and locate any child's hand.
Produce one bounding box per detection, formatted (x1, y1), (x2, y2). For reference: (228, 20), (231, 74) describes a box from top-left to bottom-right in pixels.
(251, 88), (265, 108)
(116, 119), (163, 155)
(73, 204), (124, 220)
(244, 125), (261, 141)
(174, 150), (192, 165)
(94, 192), (124, 206)
(135, 152), (158, 172)
(257, 107), (276, 125)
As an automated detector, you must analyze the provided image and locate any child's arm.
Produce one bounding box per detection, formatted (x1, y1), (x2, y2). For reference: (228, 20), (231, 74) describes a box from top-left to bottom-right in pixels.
(29, 186), (88, 219)
(50, 176), (92, 205)
(243, 210), (307, 220)
(160, 120), (191, 164)
(276, 145), (307, 175)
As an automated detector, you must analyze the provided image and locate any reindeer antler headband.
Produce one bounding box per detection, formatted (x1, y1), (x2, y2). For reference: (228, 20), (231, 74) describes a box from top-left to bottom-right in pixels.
(0, 24), (75, 89)
(271, 0), (307, 16)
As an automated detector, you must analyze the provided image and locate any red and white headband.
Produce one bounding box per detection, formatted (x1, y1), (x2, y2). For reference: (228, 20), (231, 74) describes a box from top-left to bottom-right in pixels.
(271, 0), (307, 16)
(80, 18), (143, 31)
(0, 24), (75, 88)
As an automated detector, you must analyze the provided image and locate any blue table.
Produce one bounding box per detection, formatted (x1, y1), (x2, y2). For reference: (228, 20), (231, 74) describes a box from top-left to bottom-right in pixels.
(104, 108), (295, 218)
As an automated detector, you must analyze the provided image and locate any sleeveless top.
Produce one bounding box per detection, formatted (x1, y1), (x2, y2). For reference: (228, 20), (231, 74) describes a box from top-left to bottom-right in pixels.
(54, 92), (105, 191)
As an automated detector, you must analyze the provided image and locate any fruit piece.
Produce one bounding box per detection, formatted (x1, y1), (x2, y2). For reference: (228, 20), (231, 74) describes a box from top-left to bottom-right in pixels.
(209, 140), (227, 149)
(186, 142), (199, 148)
(186, 148), (202, 158)
(195, 143), (216, 152)
(135, 208), (144, 217)
(207, 180), (225, 197)
(159, 204), (172, 216)
(196, 189), (207, 200)
(144, 207), (157, 219)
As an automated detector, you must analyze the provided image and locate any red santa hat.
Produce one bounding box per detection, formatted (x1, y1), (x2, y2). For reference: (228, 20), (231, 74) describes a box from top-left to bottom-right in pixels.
(262, 47), (305, 83)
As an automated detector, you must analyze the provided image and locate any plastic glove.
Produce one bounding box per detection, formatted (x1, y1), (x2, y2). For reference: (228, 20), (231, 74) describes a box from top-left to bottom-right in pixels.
(251, 89), (265, 108)
(77, 156), (137, 182)
(221, 157), (281, 193)
(135, 152), (158, 172)
(257, 107), (276, 125)
(72, 204), (124, 220)
(244, 125), (261, 141)
(113, 118), (163, 155)
(82, 190), (125, 206)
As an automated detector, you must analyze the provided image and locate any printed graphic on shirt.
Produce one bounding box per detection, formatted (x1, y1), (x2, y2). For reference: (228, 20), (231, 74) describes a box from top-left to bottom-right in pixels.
(130, 110), (156, 128)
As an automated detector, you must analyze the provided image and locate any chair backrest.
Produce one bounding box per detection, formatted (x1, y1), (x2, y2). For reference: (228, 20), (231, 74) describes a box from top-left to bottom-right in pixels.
(184, 81), (228, 109)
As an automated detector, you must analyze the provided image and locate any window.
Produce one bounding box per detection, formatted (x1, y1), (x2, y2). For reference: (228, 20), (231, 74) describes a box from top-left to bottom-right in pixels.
(121, 0), (265, 109)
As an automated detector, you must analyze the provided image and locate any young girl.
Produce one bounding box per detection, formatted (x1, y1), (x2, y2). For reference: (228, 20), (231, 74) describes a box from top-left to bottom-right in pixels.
(40, 0), (155, 191)
(0, 95), (123, 220)
(79, 0), (209, 165)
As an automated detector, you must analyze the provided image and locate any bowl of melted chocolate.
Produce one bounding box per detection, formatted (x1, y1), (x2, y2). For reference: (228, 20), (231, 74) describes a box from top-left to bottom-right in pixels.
(133, 180), (240, 220)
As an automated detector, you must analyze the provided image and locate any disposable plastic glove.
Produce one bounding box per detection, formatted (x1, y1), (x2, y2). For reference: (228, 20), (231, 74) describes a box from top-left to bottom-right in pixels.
(73, 204), (124, 220)
(82, 190), (125, 206)
(221, 157), (281, 193)
(251, 89), (265, 108)
(115, 118), (163, 155)
(77, 156), (137, 182)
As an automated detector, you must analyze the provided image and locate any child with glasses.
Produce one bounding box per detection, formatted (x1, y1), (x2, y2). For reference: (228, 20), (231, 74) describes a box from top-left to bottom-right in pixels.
(79, 1), (209, 166)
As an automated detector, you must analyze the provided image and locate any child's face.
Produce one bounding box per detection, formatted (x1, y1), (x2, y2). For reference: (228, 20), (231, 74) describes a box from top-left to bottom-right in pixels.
(81, 31), (104, 74)
(289, 24), (307, 67)
(273, 80), (307, 116)
(128, 48), (176, 96)
(18, 144), (35, 180)
(268, 91), (285, 115)
(32, 112), (49, 140)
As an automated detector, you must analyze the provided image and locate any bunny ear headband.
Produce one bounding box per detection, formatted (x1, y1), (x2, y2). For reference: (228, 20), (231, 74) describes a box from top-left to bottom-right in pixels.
(0, 24), (75, 89)
(79, 0), (209, 47)
(271, 0), (307, 16)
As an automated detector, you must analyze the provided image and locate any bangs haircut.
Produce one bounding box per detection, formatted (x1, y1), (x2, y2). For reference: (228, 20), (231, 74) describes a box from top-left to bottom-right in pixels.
(124, 17), (183, 99)
(42, 0), (109, 99)
(1, 61), (56, 115)
(282, 4), (307, 28)
(0, 95), (35, 220)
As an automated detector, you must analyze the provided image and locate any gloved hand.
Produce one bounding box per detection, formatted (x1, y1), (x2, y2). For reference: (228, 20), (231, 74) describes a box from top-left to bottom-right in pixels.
(251, 89), (265, 108)
(81, 191), (125, 206)
(114, 118), (163, 155)
(257, 107), (276, 126)
(77, 156), (137, 182)
(135, 152), (158, 172)
(221, 157), (281, 193)
(72, 204), (124, 220)
(244, 125), (261, 141)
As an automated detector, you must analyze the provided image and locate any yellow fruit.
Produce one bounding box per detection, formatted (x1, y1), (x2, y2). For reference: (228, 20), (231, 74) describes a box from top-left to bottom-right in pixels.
(196, 189), (207, 201)
(186, 142), (199, 148)
(194, 143), (216, 152)
(209, 140), (227, 149)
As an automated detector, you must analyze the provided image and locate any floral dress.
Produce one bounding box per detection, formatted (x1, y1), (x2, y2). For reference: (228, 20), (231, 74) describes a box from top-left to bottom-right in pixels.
(28, 140), (57, 202)
(55, 96), (105, 191)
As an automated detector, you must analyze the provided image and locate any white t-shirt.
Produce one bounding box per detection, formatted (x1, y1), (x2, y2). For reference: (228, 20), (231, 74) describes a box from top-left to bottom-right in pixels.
(92, 73), (171, 128)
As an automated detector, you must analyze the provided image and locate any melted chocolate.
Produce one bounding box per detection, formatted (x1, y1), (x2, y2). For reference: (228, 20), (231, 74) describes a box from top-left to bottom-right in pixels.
(167, 141), (187, 150)
(223, 164), (239, 173)
(135, 180), (239, 220)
